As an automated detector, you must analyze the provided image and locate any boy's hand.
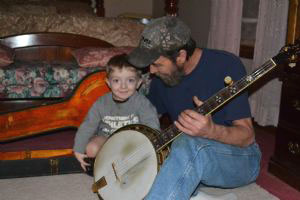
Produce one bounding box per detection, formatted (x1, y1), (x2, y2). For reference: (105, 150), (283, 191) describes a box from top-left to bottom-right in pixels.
(74, 152), (90, 171)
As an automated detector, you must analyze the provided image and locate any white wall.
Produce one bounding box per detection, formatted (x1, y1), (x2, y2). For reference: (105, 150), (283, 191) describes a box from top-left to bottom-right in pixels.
(104, 0), (153, 17)
(104, 0), (211, 48)
(152, 0), (165, 17)
(152, 0), (211, 48)
(178, 0), (211, 48)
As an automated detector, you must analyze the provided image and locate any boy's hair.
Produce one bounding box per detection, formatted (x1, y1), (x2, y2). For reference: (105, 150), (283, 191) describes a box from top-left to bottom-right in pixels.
(106, 54), (142, 78)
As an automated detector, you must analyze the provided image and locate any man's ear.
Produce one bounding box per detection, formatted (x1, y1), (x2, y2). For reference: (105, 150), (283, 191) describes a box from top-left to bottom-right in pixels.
(176, 50), (187, 65)
(105, 78), (111, 88)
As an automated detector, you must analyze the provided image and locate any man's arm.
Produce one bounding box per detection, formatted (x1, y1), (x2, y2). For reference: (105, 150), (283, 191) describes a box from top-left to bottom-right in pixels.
(211, 117), (255, 147)
(174, 96), (255, 147)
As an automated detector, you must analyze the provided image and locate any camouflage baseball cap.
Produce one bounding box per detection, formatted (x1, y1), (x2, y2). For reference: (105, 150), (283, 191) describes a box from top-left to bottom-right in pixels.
(128, 16), (191, 68)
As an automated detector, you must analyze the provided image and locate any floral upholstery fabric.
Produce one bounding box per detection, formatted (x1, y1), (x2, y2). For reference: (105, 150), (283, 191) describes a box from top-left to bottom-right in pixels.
(0, 6), (144, 48)
(0, 0), (146, 98)
(0, 61), (105, 98)
(72, 47), (134, 67)
(0, 15), (144, 47)
(139, 72), (152, 96)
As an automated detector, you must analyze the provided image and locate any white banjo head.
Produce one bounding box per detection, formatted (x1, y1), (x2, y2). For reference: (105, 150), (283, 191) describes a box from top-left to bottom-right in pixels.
(94, 129), (158, 200)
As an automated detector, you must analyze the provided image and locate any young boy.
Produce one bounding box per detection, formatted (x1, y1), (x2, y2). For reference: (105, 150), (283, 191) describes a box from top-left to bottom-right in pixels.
(73, 54), (160, 172)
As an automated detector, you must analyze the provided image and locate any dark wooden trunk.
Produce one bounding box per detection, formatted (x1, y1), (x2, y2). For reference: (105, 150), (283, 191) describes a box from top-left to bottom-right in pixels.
(0, 156), (83, 179)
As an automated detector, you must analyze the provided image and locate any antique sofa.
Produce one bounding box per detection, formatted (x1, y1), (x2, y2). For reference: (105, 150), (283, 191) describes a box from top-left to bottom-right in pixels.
(0, 2), (147, 178)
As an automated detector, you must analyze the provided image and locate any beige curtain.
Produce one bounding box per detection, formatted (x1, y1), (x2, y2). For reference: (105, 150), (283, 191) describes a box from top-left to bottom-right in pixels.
(249, 0), (289, 126)
(207, 0), (243, 55)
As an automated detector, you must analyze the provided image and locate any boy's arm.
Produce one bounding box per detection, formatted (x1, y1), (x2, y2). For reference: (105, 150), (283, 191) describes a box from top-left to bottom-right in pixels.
(73, 101), (102, 153)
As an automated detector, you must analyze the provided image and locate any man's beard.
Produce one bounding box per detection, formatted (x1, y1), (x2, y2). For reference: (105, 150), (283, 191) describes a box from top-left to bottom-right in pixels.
(157, 64), (185, 87)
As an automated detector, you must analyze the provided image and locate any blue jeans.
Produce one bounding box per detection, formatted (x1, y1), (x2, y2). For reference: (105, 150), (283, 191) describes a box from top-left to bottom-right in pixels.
(145, 134), (261, 200)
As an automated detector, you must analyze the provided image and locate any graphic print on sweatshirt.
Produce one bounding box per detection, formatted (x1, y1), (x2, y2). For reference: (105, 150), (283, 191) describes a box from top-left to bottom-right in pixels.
(102, 114), (139, 136)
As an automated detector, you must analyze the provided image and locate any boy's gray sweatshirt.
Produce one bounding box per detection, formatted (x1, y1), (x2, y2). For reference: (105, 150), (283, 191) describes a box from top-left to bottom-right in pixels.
(73, 92), (160, 153)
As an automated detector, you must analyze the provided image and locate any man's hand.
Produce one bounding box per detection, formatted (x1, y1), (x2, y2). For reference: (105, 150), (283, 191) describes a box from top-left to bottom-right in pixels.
(174, 96), (216, 139)
(174, 96), (255, 147)
(74, 151), (90, 171)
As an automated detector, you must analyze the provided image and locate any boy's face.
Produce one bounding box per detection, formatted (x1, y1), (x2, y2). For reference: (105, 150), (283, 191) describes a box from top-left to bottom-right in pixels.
(106, 68), (142, 101)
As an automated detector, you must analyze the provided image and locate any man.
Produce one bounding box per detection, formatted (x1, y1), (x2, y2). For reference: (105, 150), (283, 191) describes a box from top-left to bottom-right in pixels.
(128, 16), (261, 200)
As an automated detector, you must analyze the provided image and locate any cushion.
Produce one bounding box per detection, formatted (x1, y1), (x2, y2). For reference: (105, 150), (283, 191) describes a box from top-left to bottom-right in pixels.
(72, 46), (134, 68)
(0, 61), (102, 98)
(0, 44), (14, 67)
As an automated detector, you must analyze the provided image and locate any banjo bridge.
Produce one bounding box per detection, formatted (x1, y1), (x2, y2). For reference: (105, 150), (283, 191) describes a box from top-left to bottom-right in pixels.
(112, 162), (120, 182)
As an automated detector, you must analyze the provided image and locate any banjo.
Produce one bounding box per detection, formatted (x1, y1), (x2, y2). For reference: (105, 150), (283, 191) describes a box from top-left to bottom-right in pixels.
(92, 42), (300, 200)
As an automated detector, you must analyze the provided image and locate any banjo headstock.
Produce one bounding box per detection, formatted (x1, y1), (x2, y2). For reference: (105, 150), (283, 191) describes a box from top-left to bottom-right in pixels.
(275, 40), (300, 68)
